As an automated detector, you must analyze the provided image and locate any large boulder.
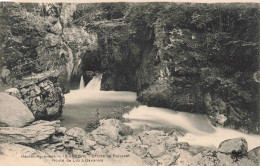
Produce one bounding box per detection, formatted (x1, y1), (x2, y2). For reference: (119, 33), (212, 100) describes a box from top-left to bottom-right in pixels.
(248, 146), (260, 165)
(66, 127), (87, 141)
(190, 138), (255, 166)
(6, 79), (65, 120)
(218, 137), (248, 155)
(0, 92), (35, 127)
(0, 120), (60, 145)
(90, 119), (133, 146)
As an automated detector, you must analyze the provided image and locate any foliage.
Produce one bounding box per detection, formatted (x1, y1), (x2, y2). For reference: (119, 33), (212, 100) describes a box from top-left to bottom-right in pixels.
(0, 3), (42, 73)
(1, 2), (259, 131)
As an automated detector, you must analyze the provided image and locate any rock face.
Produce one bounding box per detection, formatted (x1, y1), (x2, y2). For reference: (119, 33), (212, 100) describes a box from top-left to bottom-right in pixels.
(0, 92), (35, 127)
(0, 118), (258, 166)
(77, 4), (259, 133)
(37, 3), (97, 93)
(5, 79), (65, 120)
(1, 3), (98, 94)
(218, 137), (248, 155)
(0, 120), (60, 145)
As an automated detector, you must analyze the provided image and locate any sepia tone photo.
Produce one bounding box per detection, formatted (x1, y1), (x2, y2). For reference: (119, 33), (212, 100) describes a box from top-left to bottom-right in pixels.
(0, 1), (259, 166)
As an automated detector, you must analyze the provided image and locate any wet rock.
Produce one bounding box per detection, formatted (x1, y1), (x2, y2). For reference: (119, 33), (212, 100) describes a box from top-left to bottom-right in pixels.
(248, 146), (260, 165)
(0, 120), (59, 145)
(215, 112), (227, 126)
(218, 137), (248, 155)
(0, 92), (35, 127)
(168, 128), (186, 137)
(7, 79), (64, 120)
(119, 125), (133, 136)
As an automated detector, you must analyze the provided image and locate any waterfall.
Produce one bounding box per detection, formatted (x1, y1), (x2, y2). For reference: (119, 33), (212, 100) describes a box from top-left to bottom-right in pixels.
(85, 74), (102, 91)
(79, 75), (85, 89)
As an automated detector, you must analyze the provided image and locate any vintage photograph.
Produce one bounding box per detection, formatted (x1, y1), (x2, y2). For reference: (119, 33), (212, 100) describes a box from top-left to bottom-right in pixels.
(0, 2), (259, 166)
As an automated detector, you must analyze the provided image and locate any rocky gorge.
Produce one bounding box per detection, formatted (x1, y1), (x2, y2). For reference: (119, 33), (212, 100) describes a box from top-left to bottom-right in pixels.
(1, 82), (260, 165)
(1, 117), (260, 166)
(0, 2), (260, 166)
(1, 3), (259, 133)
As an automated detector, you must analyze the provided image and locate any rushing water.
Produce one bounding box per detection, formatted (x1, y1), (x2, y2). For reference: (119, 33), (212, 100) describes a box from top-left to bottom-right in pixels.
(79, 75), (85, 89)
(62, 74), (260, 151)
(61, 75), (139, 129)
(123, 106), (260, 150)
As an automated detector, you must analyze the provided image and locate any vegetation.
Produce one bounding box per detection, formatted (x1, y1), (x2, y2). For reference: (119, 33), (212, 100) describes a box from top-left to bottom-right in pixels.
(74, 3), (259, 132)
(0, 3), (259, 132)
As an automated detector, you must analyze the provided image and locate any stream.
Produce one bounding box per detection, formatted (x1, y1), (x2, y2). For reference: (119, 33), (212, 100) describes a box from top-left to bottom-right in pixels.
(61, 74), (260, 151)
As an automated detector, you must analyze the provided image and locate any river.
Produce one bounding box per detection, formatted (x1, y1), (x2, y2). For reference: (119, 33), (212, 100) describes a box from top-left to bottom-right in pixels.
(61, 74), (260, 151)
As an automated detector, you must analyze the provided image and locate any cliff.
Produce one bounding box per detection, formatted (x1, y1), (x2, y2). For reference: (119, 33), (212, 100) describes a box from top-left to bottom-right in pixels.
(0, 3), (97, 93)
(75, 3), (259, 133)
(1, 3), (259, 133)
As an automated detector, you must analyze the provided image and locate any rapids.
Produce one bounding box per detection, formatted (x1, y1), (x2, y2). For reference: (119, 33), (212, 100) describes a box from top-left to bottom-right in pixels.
(62, 74), (260, 151)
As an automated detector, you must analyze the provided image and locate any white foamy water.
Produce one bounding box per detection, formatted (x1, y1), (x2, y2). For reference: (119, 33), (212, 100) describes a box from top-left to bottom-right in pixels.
(79, 75), (85, 89)
(65, 90), (137, 105)
(65, 74), (260, 150)
(62, 75), (139, 129)
(66, 74), (137, 104)
(85, 74), (102, 91)
(123, 105), (260, 150)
